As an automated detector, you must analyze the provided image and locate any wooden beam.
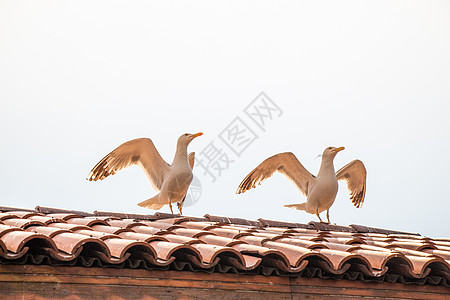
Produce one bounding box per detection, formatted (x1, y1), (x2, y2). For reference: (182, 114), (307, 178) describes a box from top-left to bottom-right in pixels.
(0, 265), (448, 299)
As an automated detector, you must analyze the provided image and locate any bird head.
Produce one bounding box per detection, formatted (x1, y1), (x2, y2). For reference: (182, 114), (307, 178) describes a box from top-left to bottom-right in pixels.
(178, 132), (203, 146)
(322, 146), (345, 159)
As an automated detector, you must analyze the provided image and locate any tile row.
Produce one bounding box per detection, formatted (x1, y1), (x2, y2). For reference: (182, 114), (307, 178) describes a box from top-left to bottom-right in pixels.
(0, 208), (448, 287)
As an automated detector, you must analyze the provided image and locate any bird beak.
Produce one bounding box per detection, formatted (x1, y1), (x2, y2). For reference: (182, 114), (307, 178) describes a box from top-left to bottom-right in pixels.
(334, 147), (345, 153)
(191, 132), (203, 139)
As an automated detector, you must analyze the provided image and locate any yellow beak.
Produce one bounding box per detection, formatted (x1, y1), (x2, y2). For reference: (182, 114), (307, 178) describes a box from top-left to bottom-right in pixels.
(191, 132), (203, 138)
(335, 146), (345, 152)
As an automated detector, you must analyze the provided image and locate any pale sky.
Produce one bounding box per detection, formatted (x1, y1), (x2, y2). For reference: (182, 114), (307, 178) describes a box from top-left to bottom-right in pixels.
(1, 1), (449, 237)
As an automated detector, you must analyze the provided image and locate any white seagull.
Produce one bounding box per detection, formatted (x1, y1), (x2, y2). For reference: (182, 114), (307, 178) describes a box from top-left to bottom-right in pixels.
(87, 132), (203, 214)
(236, 147), (366, 223)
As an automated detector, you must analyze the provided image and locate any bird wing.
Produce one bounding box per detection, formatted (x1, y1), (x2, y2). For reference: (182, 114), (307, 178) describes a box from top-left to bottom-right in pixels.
(188, 152), (195, 170)
(236, 152), (315, 196)
(87, 138), (169, 191)
(336, 159), (366, 208)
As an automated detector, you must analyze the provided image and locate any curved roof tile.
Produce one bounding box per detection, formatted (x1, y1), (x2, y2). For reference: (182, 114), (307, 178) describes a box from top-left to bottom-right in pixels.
(0, 205), (447, 287)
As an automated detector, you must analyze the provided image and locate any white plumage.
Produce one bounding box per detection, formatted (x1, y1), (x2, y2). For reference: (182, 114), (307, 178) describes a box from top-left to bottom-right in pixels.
(237, 147), (366, 223)
(87, 133), (203, 214)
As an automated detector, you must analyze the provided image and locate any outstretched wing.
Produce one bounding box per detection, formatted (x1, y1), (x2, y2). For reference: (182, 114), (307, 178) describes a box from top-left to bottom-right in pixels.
(336, 159), (366, 208)
(87, 138), (169, 191)
(188, 152), (195, 170)
(236, 152), (315, 196)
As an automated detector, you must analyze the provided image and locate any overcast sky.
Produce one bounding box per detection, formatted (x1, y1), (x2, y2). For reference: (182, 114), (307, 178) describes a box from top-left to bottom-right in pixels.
(1, 1), (449, 237)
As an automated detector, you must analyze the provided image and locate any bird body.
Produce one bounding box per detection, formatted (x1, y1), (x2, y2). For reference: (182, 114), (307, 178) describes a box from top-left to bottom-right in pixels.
(87, 133), (202, 214)
(304, 154), (338, 215)
(157, 167), (193, 207)
(237, 147), (366, 223)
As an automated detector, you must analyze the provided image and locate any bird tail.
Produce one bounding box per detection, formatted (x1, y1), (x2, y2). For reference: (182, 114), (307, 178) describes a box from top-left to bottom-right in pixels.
(284, 202), (306, 211)
(137, 194), (165, 210)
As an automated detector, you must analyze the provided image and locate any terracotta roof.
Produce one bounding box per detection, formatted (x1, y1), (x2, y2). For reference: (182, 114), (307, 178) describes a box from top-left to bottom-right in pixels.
(0, 205), (448, 287)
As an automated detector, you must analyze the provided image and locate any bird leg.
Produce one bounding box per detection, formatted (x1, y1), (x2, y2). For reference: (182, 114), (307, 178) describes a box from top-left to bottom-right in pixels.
(169, 200), (174, 214)
(177, 195), (186, 215)
(316, 211), (323, 222)
(315, 205), (323, 222)
(326, 209), (330, 224)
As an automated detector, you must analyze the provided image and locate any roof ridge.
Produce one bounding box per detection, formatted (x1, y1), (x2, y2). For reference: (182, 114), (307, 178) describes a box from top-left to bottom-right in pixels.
(0, 206), (421, 236)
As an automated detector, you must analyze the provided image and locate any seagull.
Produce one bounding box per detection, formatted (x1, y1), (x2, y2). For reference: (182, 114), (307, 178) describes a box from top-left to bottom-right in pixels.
(236, 147), (366, 223)
(87, 133), (203, 214)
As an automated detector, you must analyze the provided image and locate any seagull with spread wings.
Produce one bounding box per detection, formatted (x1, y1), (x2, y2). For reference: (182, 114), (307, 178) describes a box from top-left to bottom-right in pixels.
(236, 147), (366, 223)
(87, 132), (203, 215)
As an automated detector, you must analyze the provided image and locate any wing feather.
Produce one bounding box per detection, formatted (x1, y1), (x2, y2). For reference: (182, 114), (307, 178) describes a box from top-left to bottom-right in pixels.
(236, 152), (315, 196)
(188, 152), (195, 170)
(87, 138), (169, 191)
(336, 159), (367, 208)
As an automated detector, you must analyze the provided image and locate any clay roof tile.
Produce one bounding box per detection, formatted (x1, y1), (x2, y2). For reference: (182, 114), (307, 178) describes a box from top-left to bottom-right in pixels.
(0, 205), (447, 287)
